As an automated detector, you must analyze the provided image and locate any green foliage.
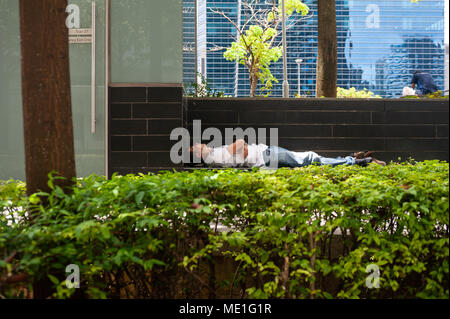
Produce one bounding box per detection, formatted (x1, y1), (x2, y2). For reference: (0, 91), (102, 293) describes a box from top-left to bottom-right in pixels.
(224, 26), (283, 97)
(273, 0), (309, 18)
(336, 87), (382, 99)
(185, 73), (230, 98)
(401, 91), (449, 100)
(0, 161), (448, 299)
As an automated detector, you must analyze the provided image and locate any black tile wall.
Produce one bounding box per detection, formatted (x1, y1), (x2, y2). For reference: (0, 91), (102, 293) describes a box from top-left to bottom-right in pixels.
(437, 125), (449, 138)
(189, 110), (239, 124)
(110, 136), (132, 152)
(279, 138), (386, 152)
(147, 119), (183, 134)
(186, 124), (333, 138)
(109, 86), (183, 177)
(372, 112), (449, 125)
(385, 139), (449, 152)
(384, 99), (449, 112)
(189, 98), (386, 112)
(147, 87), (182, 102)
(133, 136), (176, 152)
(186, 98), (449, 163)
(110, 152), (147, 168)
(148, 152), (177, 167)
(332, 125), (436, 138)
(111, 120), (147, 135)
(110, 87), (147, 103)
(238, 111), (372, 124)
(111, 103), (132, 118)
(133, 103), (183, 118)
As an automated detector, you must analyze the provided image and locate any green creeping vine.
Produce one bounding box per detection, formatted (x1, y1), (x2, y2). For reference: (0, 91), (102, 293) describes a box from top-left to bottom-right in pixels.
(0, 161), (448, 299)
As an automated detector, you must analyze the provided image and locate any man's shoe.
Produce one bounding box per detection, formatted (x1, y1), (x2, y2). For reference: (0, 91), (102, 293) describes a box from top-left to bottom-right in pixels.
(355, 157), (373, 167)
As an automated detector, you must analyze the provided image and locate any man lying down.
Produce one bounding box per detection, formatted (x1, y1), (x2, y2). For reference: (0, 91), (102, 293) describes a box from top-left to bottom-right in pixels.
(190, 139), (386, 169)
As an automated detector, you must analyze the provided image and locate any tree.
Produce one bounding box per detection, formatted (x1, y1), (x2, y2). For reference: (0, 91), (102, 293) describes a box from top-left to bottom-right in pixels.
(316, 0), (337, 98)
(19, 0), (76, 298)
(19, 0), (76, 194)
(211, 0), (310, 98)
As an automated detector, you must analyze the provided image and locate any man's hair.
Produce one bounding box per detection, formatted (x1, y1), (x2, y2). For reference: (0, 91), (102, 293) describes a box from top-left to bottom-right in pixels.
(413, 70), (422, 74)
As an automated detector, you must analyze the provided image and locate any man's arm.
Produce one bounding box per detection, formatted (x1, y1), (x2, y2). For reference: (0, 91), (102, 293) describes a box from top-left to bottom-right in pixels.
(190, 144), (212, 161)
(226, 139), (249, 159)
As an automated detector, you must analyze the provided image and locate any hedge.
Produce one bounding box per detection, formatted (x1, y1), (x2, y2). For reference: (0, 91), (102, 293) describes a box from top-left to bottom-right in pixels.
(0, 161), (448, 299)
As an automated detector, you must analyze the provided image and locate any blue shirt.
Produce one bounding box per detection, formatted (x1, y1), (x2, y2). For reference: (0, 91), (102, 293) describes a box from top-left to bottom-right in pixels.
(411, 72), (439, 94)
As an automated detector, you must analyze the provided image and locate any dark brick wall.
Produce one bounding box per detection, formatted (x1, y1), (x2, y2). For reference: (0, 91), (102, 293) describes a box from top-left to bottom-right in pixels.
(109, 85), (183, 177)
(186, 98), (449, 162)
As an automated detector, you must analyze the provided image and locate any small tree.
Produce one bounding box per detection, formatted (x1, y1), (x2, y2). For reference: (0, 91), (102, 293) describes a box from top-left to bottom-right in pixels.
(211, 0), (310, 97)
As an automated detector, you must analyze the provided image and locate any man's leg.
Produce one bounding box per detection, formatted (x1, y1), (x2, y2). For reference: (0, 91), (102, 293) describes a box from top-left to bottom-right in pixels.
(315, 155), (356, 167)
(290, 151), (356, 167)
(264, 148), (356, 168)
(316, 155), (384, 167)
(263, 146), (303, 168)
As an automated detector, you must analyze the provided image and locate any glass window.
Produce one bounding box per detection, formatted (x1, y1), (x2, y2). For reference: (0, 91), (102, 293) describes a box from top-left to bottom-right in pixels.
(111, 0), (183, 83)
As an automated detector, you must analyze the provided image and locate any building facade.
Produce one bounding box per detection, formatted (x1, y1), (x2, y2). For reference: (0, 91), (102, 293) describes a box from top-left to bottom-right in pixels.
(184, 0), (447, 98)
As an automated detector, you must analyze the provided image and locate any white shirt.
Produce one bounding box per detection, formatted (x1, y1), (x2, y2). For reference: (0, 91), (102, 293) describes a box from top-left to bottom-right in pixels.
(204, 146), (245, 167)
(204, 144), (268, 168)
(245, 144), (268, 167)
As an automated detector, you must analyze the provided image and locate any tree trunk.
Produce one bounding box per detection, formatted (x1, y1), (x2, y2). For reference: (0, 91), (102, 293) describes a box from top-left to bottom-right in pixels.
(316, 0), (337, 98)
(19, 0), (76, 194)
(249, 70), (258, 98)
(19, 0), (76, 298)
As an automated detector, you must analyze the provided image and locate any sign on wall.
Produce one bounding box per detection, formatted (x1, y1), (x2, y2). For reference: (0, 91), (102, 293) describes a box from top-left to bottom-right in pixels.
(66, 4), (94, 44)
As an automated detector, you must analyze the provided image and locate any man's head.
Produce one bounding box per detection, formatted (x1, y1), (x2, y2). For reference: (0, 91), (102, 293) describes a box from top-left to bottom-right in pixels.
(414, 70), (422, 75)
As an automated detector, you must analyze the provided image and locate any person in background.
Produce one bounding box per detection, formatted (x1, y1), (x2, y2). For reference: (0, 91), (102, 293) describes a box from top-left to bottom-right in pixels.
(411, 71), (439, 96)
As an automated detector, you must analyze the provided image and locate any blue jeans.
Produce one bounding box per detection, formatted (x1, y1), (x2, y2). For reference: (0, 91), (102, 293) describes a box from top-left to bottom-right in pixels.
(418, 88), (438, 96)
(263, 146), (355, 168)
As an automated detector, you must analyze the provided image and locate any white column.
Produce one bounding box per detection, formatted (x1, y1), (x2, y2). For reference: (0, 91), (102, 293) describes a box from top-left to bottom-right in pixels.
(296, 59), (303, 97)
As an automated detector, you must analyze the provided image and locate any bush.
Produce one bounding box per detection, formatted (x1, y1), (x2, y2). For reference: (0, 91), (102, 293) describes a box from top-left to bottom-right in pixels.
(0, 161), (448, 299)
(401, 90), (449, 99)
(337, 87), (382, 99)
(185, 73), (230, 98)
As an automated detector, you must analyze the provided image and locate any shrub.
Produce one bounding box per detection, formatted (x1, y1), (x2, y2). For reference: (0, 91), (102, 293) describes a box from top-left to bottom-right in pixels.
(185, 73), (230, 98)
(401, 90), (449, 99)
(337, 87), (382, 99)
(0, 161), (448, 299)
